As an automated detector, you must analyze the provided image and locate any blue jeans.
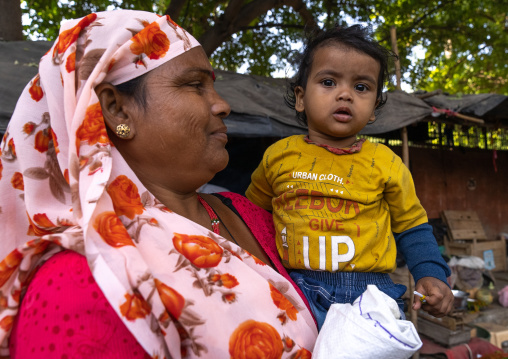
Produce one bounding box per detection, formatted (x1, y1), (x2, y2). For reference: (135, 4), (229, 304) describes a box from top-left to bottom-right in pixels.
(290, 270), (407, 330)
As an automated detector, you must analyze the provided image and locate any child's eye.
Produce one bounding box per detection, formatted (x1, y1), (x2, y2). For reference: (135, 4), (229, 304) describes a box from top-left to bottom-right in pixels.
(355, 83), (369, 92)
(321, 79), (335, 87)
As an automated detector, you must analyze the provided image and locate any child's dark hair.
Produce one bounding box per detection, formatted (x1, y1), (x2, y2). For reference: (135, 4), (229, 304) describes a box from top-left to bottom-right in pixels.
(285, 24), (397, 125)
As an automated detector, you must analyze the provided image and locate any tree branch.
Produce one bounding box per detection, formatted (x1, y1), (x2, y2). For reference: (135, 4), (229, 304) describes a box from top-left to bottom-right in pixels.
(380, 0), (455, 42)
(239, 23), (306, 31)
(165, 0), (188, 18)
(198, 0), (317, 56)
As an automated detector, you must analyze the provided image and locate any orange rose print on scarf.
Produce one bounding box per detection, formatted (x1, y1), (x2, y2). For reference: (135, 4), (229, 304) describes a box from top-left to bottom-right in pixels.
(75, 102), (111, 155)
(51, 128), (60, 154)
(94, 211), (135, 248)
(11, 172), (24, 190)
(130, 21), (169, 67)
(34, 130), (51, 153)
(269, 283), (298, 323)
(26, 238), (51, 255)
(229, 320), (283, 359)
(29, 74), (43, 102)
(173, 233), (223, 268)
(0, 316), (15, 332)
(53, 13), (98, 59)
(154, 278), (185, 320)
(293, 348), (312, 359)
(209, 273), (239, 289)
(282, 336), (295, 352)
(66, 51), (76, 73)
(119, 292), (151, 321)
(23, 122), (36, 135)
(8, 138), (16, 158)
(245, 250), (267, 266)
(107, 175), (144, 219)
(27, 213), (56, 236)
(0, 249), (23, 287)
(223, 293), (237, 304)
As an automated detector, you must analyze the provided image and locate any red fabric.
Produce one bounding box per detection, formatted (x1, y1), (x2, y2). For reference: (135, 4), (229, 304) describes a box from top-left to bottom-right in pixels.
(218, 191), (314, 318)
(10, 251), (150, 359)
(420, 335), (502, 359)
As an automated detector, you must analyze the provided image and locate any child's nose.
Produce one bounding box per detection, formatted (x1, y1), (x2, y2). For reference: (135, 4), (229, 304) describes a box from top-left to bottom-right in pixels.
(336, 87), (353, 102)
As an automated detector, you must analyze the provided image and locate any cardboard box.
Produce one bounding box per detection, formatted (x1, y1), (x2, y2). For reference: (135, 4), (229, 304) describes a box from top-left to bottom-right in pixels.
(475, 322), (508, 348)
(445, 238), (507, 271)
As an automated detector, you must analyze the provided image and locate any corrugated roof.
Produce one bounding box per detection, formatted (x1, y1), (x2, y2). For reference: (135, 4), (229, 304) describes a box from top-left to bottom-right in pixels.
(2, 41), (507, 136)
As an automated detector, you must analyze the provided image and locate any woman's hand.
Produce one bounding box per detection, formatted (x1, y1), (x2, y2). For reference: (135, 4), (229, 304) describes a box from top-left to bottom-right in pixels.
(412, 276), (454, 317)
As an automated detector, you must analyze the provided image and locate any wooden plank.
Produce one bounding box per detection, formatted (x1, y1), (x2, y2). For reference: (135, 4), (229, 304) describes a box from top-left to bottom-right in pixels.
(418, 318), (471, 347)
(442, 210), (480, 221)
(418, 311), (458, 331)
(441, 210), (488, 241)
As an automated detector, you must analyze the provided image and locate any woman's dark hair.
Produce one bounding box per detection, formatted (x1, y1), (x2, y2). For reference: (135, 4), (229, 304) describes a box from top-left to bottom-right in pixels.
(285, 25), (397, 125)
(114, 72), (149, 107)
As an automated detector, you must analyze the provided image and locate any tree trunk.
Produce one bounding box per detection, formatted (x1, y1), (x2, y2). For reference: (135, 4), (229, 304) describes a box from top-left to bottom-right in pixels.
(0, 0), (23, 41)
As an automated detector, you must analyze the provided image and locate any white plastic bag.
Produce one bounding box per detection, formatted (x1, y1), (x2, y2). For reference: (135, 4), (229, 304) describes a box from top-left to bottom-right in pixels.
(312, 285), (422, 359)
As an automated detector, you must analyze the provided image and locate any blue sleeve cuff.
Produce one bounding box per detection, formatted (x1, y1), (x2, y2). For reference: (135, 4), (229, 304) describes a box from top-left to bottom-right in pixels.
(394, 223), (451, 287)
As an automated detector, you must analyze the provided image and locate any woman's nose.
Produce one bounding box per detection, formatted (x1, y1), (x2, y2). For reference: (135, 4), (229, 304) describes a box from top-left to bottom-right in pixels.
(211, 91), (231, 118)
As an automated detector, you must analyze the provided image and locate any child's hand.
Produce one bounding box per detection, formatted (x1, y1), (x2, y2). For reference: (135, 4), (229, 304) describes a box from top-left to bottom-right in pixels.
(413, 276), (454, 317)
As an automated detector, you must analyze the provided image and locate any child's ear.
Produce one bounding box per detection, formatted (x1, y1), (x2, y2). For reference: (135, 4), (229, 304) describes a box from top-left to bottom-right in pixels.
(294, 86), (305, 112)
(95, 83), (136, 140)
(368, 99), (380, 123)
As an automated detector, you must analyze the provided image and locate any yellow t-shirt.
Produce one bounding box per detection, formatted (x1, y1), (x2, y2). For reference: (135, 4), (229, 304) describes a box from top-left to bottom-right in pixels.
(246, 135), (428, 273)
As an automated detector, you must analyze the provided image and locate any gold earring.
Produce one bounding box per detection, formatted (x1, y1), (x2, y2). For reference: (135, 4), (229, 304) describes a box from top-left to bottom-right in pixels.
(116, 124), (131, 138)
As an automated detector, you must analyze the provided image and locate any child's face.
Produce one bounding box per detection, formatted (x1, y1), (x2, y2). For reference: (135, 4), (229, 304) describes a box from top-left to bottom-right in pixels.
(295, 45), (380, 148)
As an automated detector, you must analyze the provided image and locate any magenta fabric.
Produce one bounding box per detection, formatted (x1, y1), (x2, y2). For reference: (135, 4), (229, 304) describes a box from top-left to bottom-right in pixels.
(10, 192), (315, 357)
(10, 250), (151, 359)
(218, 192), (314, 317)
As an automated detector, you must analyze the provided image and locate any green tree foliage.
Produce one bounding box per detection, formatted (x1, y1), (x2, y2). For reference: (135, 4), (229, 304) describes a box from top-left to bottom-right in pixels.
(21, 0), (508, 94)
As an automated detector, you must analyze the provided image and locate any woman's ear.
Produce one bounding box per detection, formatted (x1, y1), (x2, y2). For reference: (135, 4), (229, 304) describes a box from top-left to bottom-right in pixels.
(95, 83), (136, 140)
(294, 86), (305, 112)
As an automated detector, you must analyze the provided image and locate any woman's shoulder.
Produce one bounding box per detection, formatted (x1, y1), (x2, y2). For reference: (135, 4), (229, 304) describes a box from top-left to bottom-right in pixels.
(214, 192), (275, 240)
(215, 192), (273, 221)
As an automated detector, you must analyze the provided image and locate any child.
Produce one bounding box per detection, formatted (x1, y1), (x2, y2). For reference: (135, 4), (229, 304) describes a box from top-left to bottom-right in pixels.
(246, 25), (453, 329)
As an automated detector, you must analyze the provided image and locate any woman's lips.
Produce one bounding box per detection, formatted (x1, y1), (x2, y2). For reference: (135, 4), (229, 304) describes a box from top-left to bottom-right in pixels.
(211, 130), (228, 144)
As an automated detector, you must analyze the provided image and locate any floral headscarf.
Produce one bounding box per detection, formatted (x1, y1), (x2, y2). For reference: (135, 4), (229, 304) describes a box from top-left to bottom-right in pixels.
(0, 10), (317, 358)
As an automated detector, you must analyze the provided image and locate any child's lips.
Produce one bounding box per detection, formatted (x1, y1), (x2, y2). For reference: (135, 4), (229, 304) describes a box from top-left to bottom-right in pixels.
(333, 107), (352, 122)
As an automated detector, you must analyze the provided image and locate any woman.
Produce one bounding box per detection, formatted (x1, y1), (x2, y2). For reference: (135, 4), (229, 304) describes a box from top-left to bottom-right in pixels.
(0, 10), (317, 358)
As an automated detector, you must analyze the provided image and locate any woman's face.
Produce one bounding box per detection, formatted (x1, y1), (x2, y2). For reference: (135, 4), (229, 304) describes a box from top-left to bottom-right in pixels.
(121, 47), (231, 194)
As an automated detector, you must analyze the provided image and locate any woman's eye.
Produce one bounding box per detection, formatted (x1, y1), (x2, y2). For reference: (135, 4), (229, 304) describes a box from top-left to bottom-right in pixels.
(355, 83), (368, 92)
(189, 82), (202, 88)
(321, 79), (335, 87)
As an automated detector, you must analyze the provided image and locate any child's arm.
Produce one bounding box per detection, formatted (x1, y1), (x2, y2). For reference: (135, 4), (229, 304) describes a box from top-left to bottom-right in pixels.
(245, 156), (275, 211)
(395, 223), (454, 317)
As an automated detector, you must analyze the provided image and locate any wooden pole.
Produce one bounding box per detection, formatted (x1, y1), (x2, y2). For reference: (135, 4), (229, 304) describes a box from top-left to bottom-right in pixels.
(390, 25), (419, 359)
(389, 26), (410, 166)
(390, 26), (402, 91)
